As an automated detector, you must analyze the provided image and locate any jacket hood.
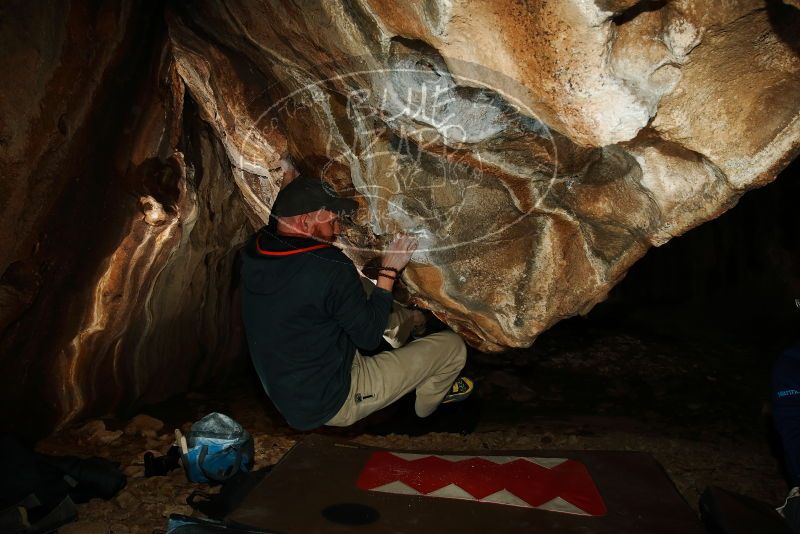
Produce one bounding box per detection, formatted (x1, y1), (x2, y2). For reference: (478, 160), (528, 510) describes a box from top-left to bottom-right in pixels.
(240, 229), (335, 295)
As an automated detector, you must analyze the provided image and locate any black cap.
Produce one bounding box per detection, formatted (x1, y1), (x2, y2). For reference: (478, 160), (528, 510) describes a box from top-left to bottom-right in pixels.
(270, 175), (359, 217)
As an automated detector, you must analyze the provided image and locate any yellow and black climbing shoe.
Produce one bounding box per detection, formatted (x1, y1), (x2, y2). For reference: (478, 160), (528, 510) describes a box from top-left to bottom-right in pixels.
(442, 376), (474, 404)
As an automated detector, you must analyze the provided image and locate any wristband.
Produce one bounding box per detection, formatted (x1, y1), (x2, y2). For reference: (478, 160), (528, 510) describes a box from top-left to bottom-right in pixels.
(378, 272), (396, 280)
(379, 266), (401, 274)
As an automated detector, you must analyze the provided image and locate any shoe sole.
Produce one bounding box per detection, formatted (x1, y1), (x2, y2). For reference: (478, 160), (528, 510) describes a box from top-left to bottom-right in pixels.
(441, 392), (472, 404)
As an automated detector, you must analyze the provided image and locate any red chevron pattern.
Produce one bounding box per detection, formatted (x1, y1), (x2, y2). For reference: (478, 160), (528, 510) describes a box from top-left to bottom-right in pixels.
(356, 452), (606, 516)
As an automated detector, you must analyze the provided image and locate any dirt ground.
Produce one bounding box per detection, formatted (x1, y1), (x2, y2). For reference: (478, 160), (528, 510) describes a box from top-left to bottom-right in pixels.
(38, 319), (791, 533)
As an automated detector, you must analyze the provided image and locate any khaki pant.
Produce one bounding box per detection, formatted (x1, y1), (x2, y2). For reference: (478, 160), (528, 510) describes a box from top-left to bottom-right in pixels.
(325, 278), (467, 427)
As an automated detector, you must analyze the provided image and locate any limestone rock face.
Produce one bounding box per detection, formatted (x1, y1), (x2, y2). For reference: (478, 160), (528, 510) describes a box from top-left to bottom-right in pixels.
(168, 0), (799, 351)
(0, 2), (250, 433)
(0, 0), (798, 433)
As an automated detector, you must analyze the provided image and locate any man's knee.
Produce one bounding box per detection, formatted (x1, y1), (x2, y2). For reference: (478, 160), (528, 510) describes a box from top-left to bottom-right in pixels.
(436, 330), (467, 367)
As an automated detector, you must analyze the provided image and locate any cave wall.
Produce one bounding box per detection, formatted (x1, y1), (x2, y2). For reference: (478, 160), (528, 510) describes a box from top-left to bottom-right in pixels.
(0, 1), (251, 435)
(0, 0), (799, 434)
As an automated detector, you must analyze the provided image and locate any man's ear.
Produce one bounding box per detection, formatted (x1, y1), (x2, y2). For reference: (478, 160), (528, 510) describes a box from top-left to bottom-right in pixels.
(300, 213), (311, 232)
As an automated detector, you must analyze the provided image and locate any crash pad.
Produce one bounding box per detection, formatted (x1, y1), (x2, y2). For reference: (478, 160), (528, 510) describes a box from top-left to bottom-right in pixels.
(229, 434), (704, 533)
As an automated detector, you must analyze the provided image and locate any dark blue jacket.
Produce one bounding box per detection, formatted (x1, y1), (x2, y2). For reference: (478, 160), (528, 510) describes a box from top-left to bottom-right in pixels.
(239, 227), (392, 430)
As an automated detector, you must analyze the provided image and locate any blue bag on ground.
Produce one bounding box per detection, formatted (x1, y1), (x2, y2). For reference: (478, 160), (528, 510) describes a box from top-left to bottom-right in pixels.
(181, 413), (254, 484)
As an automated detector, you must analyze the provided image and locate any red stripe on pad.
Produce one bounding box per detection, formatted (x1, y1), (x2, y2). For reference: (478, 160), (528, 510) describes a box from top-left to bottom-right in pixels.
(356, 451), (607, 516)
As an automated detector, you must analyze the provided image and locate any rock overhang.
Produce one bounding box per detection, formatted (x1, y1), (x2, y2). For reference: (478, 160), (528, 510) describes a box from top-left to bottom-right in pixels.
(166, 0), (800, 351)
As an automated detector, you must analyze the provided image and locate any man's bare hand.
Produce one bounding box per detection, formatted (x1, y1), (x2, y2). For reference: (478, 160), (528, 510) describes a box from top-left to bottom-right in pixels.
(381, 233), (418, 271)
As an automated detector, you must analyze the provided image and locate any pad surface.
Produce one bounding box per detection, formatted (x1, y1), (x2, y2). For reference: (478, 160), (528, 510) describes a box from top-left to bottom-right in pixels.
(230, 434), (704, 533)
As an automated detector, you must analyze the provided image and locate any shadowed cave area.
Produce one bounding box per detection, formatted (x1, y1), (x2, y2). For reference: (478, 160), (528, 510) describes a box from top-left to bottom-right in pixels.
(1, 0), (800, 532)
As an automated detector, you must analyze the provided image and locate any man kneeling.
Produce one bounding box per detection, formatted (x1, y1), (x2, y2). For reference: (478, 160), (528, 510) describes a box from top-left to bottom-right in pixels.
(239, 174), (472, 431)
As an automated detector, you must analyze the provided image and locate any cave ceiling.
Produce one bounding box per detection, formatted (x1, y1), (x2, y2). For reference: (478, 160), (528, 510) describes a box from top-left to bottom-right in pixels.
(168, 0), (800, 350)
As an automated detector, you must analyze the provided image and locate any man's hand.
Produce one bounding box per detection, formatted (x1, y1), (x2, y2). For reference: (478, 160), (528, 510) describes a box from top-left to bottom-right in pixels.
(375, 233), (417, 292)
(381, 233), (418, 271)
